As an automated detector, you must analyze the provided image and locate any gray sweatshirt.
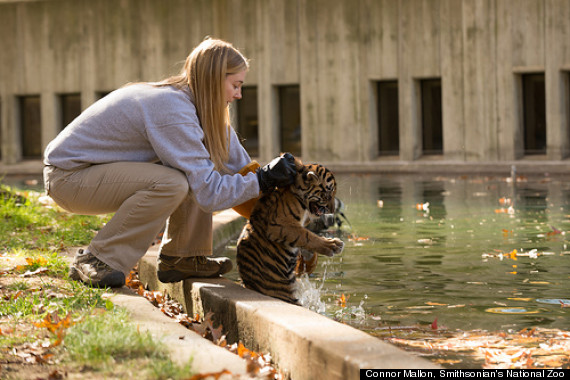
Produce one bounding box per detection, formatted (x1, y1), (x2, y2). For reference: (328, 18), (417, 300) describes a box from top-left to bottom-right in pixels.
(44, 83), (260, 212)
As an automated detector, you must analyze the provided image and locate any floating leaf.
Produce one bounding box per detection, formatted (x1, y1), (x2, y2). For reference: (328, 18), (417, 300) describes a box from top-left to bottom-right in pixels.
(416, 202), (430, 211)
(335, 293), (348, 308)
(546, 225), (563, 237)
(426, 302), (448, 306)
(499, 197), (512, 206)
(536, 298), (570, 306)
(431, 318), (438, 330)
(485, 307), (540, 315)
(347, 234), (369, 242)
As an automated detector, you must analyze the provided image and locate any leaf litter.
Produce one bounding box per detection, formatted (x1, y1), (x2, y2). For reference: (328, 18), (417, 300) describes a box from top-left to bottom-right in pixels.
(375, 325), (570, 369)
(124, 268), (284, 379)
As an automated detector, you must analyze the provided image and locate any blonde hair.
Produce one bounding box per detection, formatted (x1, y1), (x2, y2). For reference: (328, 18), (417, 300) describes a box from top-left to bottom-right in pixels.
(161, 38), (249, 172)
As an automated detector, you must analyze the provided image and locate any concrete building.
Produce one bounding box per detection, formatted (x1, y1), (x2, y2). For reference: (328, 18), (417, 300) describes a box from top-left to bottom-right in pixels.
(1, 0), (570, 174)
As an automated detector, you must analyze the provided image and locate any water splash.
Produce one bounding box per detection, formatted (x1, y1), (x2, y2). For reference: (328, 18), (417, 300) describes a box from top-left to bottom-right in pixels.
(295, 273), (326, 314)
(334, 299), (368, 325)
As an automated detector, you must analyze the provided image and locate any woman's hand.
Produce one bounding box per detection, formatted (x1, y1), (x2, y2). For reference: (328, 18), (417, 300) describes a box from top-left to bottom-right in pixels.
(256, 153), (297, 193)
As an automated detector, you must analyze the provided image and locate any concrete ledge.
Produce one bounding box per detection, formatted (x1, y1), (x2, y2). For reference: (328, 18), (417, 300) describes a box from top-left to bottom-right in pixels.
(138, 209), (438, 378)
(109, 287), (248, 377)
(189, 279), (439, 378)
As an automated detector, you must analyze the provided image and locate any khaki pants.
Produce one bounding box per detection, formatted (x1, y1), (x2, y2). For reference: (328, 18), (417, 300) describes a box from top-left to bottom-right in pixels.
(43, 162), (213, 275)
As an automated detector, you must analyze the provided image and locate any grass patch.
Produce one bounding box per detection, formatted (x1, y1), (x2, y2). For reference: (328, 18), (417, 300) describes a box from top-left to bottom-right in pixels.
(8, 249), (71, 278)
(0, 183), (196, 379)
(64, 308), (194, 379)
(0, 184), (110, 252)
(0, 280), (110, 320)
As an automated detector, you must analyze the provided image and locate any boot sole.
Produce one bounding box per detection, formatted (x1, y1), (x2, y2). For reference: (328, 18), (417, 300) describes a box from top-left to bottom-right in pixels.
(157, 269), (221, 283)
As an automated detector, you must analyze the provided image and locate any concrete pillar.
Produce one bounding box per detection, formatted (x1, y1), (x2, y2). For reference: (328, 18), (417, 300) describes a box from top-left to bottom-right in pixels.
(1, 96), (21, 164)
(496, 0), (519, 161)
(545, 0), (570, 160)
(462, 0), (499, 162)
(255, 0), (299, 162)
(440, 0), (465, 161)
(398, 0), (443, 161)
(358, 0), (399, 161)
(41, 92), (58, 150)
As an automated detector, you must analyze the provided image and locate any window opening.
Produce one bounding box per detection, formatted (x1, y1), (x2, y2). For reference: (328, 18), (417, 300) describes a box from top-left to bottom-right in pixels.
(236, 86), (259, 157)
(377, 81), (400, 156)
(522, 73), (546, 155)
(59, 93), (81, 130)
(19, 96), (42, 159)
(278, 85), (301, 157)
(421, 79), (443, 155)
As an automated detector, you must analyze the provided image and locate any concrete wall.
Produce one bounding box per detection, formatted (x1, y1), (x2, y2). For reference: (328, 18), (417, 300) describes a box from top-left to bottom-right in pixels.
(1, 0), (570, 166)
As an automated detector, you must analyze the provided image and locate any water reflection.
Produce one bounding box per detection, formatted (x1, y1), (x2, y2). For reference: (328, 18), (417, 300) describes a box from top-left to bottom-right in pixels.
(314, 174), (570, 332)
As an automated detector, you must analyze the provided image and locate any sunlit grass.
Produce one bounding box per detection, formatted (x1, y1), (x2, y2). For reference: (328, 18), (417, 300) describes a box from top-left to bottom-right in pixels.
(0, 184), (195, 378)
(0, 184), (110, 251)
(8, 248), (70, 278)
(0, 278), (110, 320)
(64, 308), (194, 379)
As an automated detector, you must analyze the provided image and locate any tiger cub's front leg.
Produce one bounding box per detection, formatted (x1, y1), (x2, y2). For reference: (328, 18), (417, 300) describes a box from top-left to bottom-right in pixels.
(261, 194), (344, 257)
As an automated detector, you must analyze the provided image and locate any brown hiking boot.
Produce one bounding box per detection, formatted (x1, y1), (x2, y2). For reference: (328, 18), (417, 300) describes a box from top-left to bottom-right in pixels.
(157, 255), (233, 282)
(69, 249), (125, 288)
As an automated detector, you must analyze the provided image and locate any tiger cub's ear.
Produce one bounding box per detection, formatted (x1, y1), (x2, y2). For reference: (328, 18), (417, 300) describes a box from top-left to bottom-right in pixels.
(303, 170), (320, 184)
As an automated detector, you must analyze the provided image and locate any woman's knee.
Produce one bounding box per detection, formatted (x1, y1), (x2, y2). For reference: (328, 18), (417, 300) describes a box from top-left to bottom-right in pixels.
(158, 170), (189, 201)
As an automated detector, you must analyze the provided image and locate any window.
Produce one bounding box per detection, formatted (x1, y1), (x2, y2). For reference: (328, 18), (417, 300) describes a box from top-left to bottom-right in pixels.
(278, 85), (301, 157)
(421, 79), (443, 155)
(522, 74), (546, 155)
(236, 86), (259, 157)
(59, 93), (81, 130)
(19, 96), (42, 159)
(377, 81), (399, 156)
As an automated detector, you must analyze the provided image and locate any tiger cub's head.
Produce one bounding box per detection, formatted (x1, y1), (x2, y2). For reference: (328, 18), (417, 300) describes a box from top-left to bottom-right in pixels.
(292, 158), (337, 218)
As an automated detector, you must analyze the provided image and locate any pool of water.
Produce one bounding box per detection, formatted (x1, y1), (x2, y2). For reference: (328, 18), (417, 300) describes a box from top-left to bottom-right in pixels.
(224, 173), (570, 335)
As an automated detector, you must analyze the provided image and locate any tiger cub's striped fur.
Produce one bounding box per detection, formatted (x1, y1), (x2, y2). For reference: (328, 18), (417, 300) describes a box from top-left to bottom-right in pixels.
(236, 158), (344, 304)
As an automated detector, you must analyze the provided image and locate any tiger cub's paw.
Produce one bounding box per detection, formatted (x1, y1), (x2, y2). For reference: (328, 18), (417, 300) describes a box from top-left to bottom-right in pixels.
(318, 238), (345, 257)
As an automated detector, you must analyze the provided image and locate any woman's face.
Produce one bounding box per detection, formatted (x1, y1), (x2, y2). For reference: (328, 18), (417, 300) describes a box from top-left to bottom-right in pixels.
(225, 70), (246, 106)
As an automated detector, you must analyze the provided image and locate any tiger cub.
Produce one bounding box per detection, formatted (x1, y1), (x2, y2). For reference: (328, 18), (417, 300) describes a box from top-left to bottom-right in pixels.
(236, 158), (344, 304)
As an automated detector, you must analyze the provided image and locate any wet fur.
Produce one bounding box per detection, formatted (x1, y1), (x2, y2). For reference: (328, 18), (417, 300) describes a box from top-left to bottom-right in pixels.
(236, 158), (344, 304)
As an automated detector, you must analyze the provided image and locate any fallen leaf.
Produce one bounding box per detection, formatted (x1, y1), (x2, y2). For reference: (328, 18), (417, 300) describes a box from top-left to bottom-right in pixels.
(188, 369), (232, 380)
(347, 234), (369, 242)
(499, 197), (512, 206)
(431, 318), (438, 330)
(20, 267), (48, 277)
(416, 202), (430, 211)
(335, 293), (348, 308)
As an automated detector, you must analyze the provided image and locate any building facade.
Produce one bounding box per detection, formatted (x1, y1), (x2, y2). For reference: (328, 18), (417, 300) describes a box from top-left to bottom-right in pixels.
(1, 0), (569, 171)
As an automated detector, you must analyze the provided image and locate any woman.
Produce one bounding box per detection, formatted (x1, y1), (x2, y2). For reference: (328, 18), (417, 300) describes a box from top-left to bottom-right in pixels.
(43, 38), (295, 288)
